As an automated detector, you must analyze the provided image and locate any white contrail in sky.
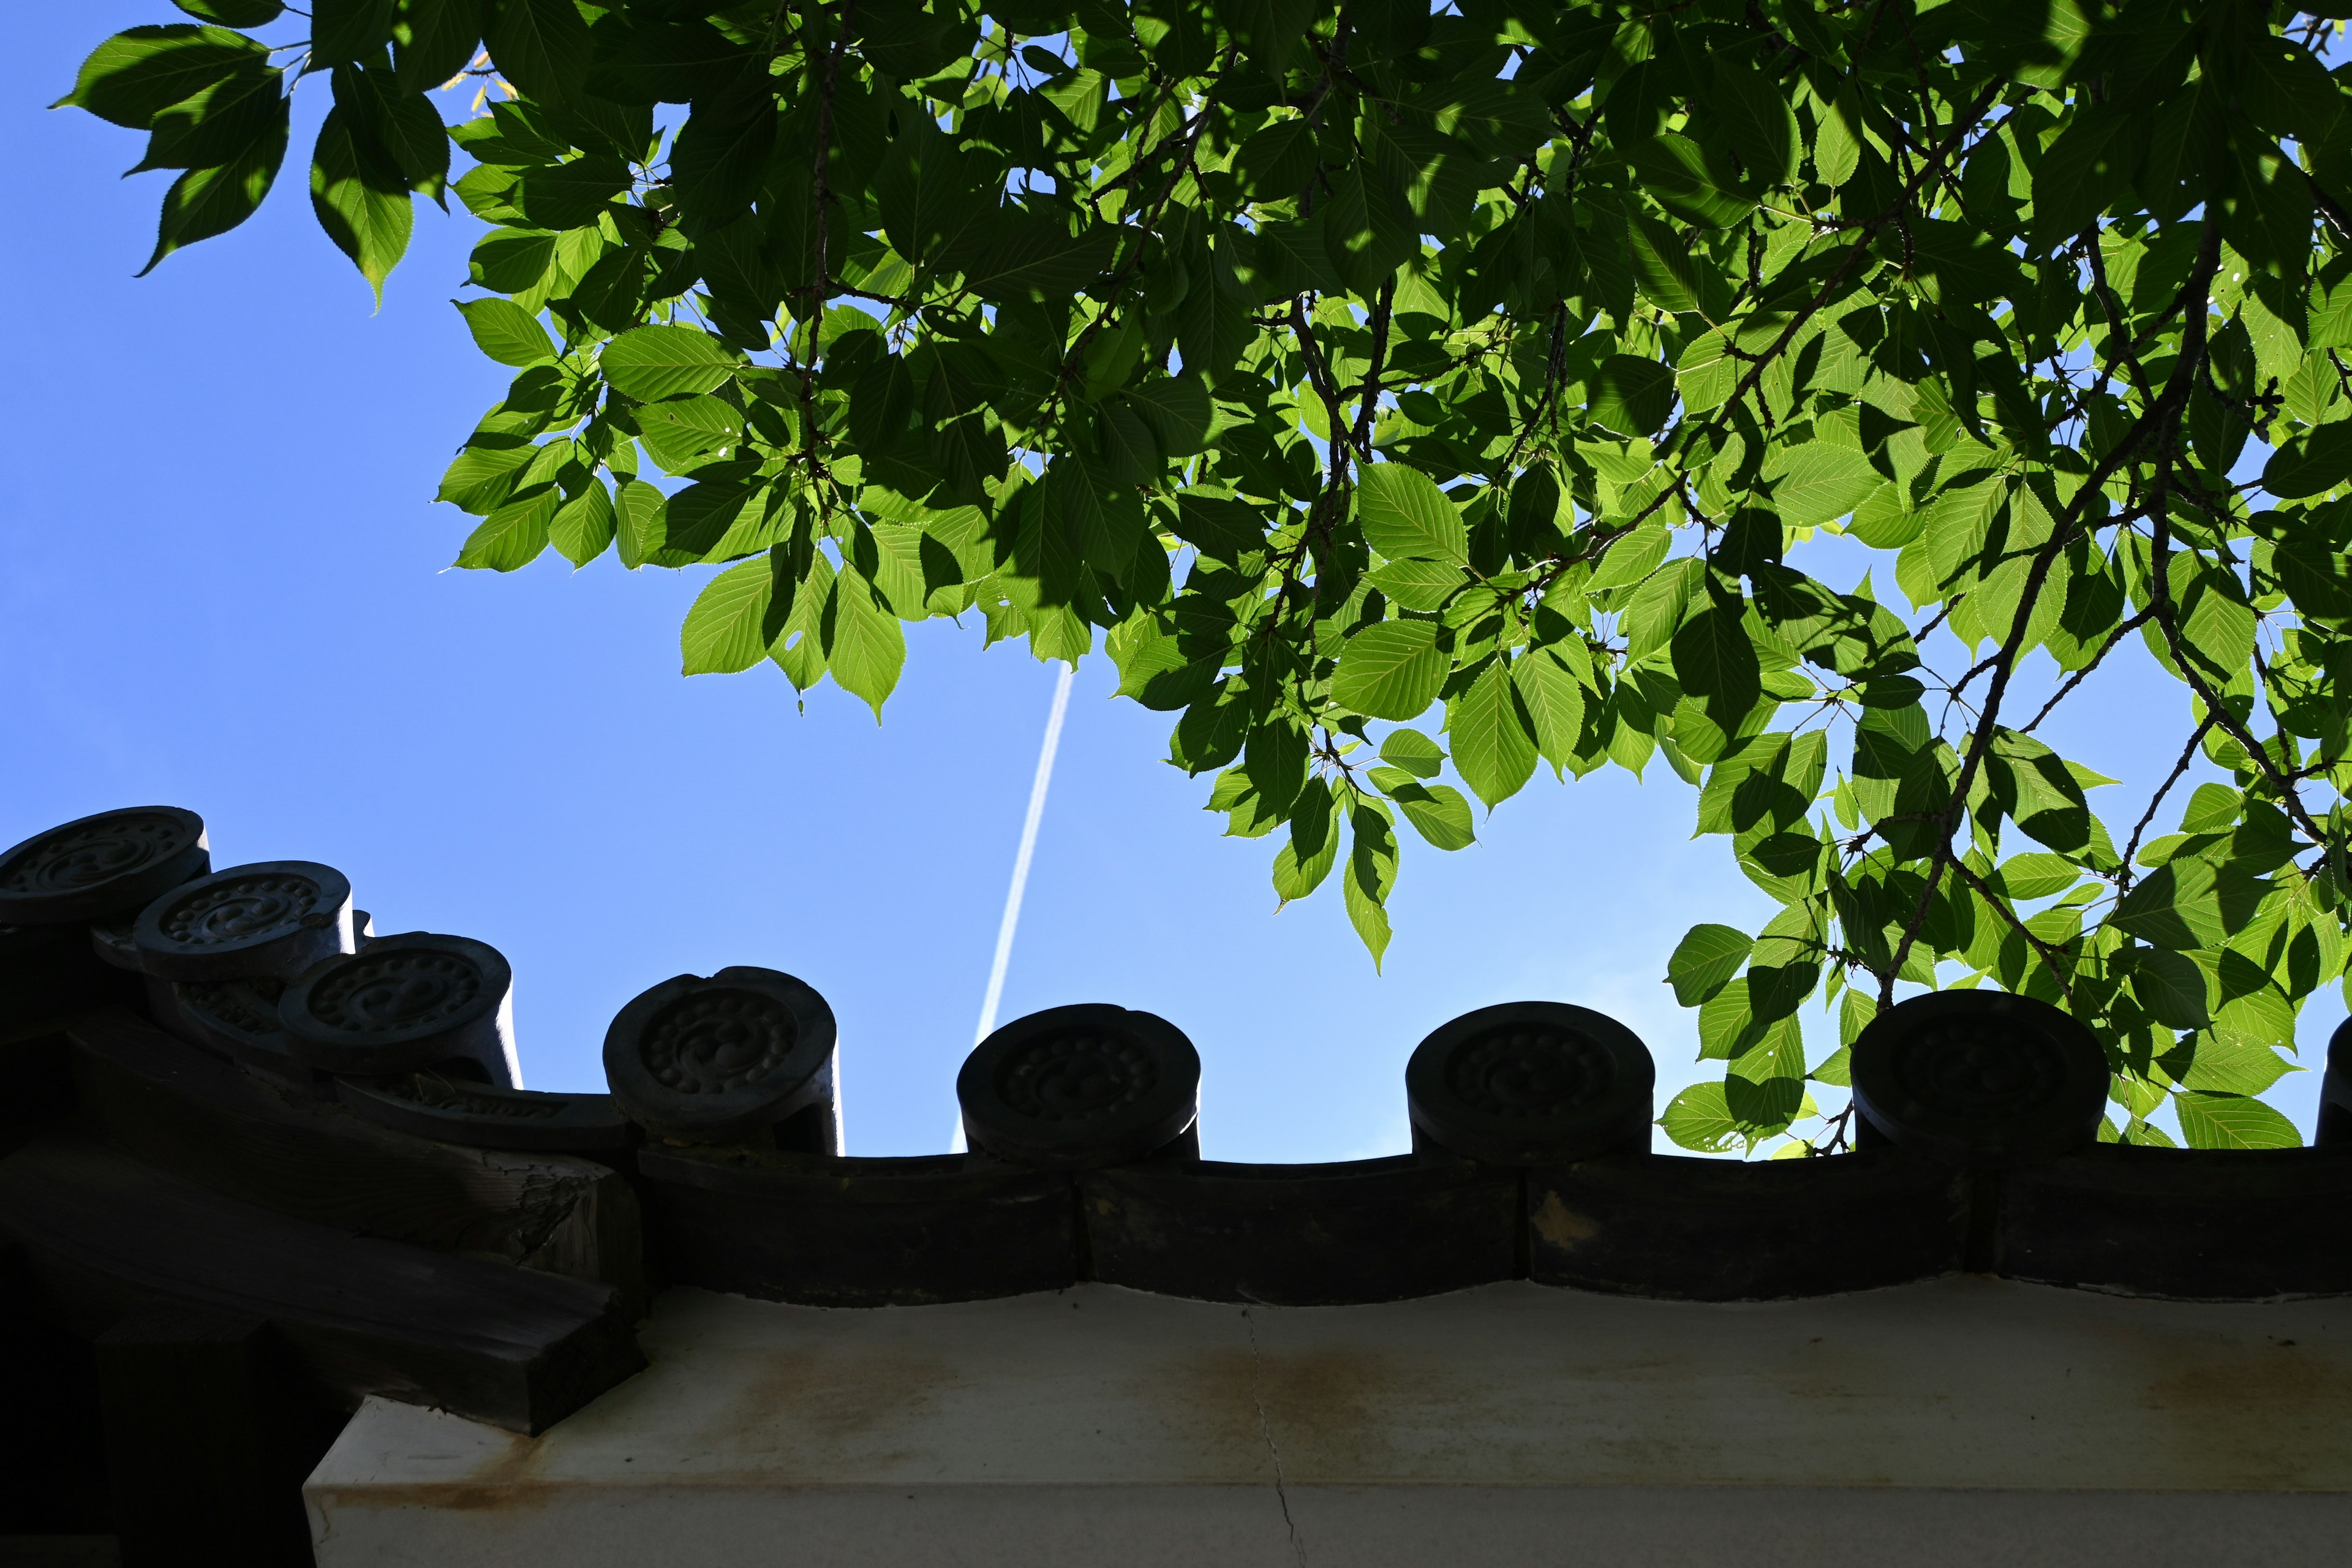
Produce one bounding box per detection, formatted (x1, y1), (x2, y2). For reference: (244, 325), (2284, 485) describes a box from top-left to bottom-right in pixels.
(951, 662), (1077, 1154)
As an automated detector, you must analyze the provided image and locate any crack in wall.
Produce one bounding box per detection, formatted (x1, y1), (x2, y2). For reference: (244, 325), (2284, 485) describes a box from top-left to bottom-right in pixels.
(1241, 1306), (1307, 1568)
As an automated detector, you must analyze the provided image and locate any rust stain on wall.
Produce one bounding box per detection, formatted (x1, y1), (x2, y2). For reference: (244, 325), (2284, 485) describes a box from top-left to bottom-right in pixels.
(336, 1422), (555, 1515)
(703, 1339), (962, 1470)
(1150, 1334), (1468, 1479)
(2140, 1336), (2352, 1490)
(1530, 1193), (1598, 1251)
(1142, 1343), (1281, 1465)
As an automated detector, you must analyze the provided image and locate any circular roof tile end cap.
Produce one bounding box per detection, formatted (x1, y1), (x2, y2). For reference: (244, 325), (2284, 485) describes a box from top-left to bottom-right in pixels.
(603, 967), (838, 1142)
(0, 807), (209, 925)
(132, 860), (354, 981)
(280, 932), (514, 1078)
(1406, 1001), (1657, 1166)
(957, 1004), (1201, 1170)
(1850, 990), (2107, 1168)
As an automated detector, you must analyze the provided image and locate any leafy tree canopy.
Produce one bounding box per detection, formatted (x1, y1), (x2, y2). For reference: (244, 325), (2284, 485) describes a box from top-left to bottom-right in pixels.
(64, 0), (2352, 1155)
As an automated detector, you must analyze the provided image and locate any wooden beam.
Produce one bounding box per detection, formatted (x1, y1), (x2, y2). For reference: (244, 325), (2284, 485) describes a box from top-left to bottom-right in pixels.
(0, 1134), (642, 1434)
(68, 1009), (640, 1313)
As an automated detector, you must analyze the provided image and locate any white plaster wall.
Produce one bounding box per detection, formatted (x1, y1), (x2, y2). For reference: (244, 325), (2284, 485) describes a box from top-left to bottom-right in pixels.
(307, 1277), (2352, 1566)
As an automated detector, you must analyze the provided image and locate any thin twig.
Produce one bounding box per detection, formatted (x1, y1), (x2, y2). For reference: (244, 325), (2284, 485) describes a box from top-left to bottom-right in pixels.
(1292, 295), (1362, 461)
(1621, 87), (2010, 537)
(1947, 856), (2077, 1001)
(1880, 222), (2228, 1005)
(797, 0), (861, 510)
(2022, 608), (2153, 733)
(2118, 712), (2218, 890)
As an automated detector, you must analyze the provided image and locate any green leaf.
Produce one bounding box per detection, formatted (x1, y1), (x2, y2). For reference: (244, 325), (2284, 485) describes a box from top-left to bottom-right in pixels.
(1123, 375), (1215, 458)
(600, 325), (736, 401)
(1332, 620), (1449, 720)
(483, 0), (592, 105)
(963, 214), (1116, 301)
(876, 116), (992, 268)
(1626, 210), (1698, 313)
(1512, 646), (1588, 775)
(1357, 463), (1469, 564)
(1588, 355), (1675, 439)
(1712, 56), (1800, 184)
(1675, 329), (1738, 415)
(680, 555), (777, 675)
(548, 481), (614, 566)
(1235, 118), (1318, 200)
(1659, 1082), (1741, 1153)
(1250, 217), (1348, 297)
(1368, 559), (1466, 612)
(2179, 1035), (2296, 1096)
(2274, 536), (2352, 621)
(1447, 657), (1539, 810)
(1342, 805), (1398, 969)
(513, 154), (631, 229)
(1586, 522), (1670, 593)
(2030, 107), (2146, 252)
(1668, 923), (1753, 1007)
(311, 104), (414, 300)
(468, 228), (556, 293)
(139, 116), (289, 275)
(2174, 1092), (2301, 1151)
(1244, 716), (1308, 815)
(314, 0), (394, 64)
(2130, 945), (2212, 1030)
(1811, 86), (1860, 187)
(449, 110), (570, 167)
(454, 297), (554, 367)
(1378, 728), (1446, 778)
(2263, 423), (2352, 500)
(1669, 600), (1762, 724)
(1171, 494), (1268, 564)
(130, 64), (287, 174)
(436, 435), (534, 512)
(1272, 778), (1340, 903)
(1386, 778), (1476, 851)
(772, 550), (835, 692)
(392, 0), (482, 95)
(636, 396), (744, 471)
(331, 66), (449, 202)
(1770, 445), (1880, 527)
(613, 475), (670, 570)
(1990, 852), (2078, 901)
(825, 566), (907, 718)
(455, 484), (556, 571)
(1623, 134), (1755, 228)
(668, 99), (778, 224)
(61, 25), (265, 130)
(174, 0), (285, 22)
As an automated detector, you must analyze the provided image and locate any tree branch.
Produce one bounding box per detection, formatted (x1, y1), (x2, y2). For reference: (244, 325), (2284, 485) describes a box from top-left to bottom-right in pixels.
(1350, 275), (1396, 460)
(1879, 221), (2227, 1006)
(2117, 711), (2218, 891)
(1945, 854), (2077, 1001)
(2022, 608), (2154, 733)
(797, 0), (861, 503)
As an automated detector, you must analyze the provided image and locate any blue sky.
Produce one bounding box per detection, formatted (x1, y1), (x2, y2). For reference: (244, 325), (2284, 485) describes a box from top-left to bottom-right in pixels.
(6, 7), (2337, 1156)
